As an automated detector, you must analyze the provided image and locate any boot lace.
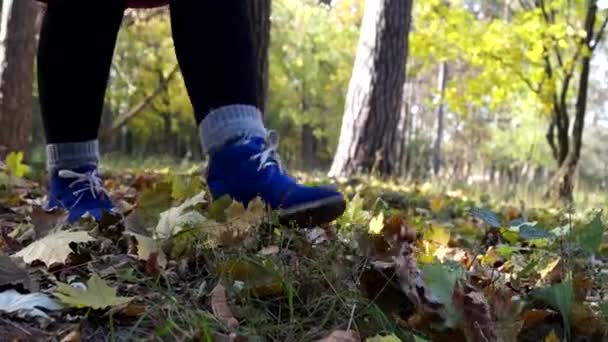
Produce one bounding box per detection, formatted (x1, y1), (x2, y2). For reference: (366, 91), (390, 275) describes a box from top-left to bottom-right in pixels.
(248, 130), (284, 172)
(58, 169), (108, 209)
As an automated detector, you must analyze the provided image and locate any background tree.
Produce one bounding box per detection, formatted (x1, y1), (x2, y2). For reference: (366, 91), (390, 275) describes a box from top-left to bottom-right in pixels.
(247, 0), (271, 112)
(329, 0), (413, 177)
(0, 0), (41, 158)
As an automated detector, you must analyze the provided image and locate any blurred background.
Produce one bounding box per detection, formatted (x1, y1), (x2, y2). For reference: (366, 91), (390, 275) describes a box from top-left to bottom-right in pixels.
(1, 0), (607, 204)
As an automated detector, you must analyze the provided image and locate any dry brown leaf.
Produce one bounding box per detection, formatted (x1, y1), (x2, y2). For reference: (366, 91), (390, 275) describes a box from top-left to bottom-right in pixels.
(118, 303), (147, 317)
(573, 273), (592, 301)
(14, 231), (95, 266)
(258, 245), (279, 256)
(126, 232), (167, 268)
(210, 284), (239, 330)
(60, 329), (81, 342)
(502, 206), (520, 222)
(521, 309), (552, 329)
(316, 330), (360, 342)
(30, 206), (67, 239)
(538, 258), (561, 284)
(453, 285), (497, 342)
(0, 254), (32, 291)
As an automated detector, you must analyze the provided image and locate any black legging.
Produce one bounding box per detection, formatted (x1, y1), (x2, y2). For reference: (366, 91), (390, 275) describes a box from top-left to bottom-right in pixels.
(38, 0), (257, 144)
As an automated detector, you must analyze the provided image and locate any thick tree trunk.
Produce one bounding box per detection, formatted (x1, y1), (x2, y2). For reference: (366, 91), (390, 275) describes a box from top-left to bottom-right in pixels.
(329, 0), (412, 177)
(432, 62), (447, 176)
(547, 0), (597, 202)
(247, 0), (271, 113)
(0, 0), (41, 158)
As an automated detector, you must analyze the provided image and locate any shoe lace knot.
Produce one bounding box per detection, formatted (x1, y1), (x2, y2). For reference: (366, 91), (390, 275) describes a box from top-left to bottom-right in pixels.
(58, 169), (108, 208)
(249, 130), (284, 172)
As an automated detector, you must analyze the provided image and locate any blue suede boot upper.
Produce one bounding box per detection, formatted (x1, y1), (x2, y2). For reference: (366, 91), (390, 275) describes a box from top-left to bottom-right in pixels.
(207, 135), (343, 210)
(47, 165), (114, 222)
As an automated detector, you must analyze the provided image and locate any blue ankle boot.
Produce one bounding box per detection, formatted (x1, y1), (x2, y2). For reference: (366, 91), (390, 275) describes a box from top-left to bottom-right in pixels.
(47, 165), (114, 222)
(207, 133), (346, 227)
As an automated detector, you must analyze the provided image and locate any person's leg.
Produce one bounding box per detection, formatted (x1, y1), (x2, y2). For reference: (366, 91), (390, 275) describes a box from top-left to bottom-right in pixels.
(170, 0), (345, 226)
(38, 0), (125, 221)
(39, 0), (125, 168)
(170, 0), (264, 153)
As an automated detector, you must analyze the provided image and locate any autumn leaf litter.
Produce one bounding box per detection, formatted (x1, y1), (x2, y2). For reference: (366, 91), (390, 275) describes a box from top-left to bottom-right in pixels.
(0, 168), (607, 340)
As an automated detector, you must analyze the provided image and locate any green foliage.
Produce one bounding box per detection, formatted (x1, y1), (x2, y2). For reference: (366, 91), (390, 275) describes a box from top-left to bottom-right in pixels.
(421, 263), (465, 327)
(576, 212), (604, 254)
(267, 0), (361, 166)
(531, 282), (574, 339)
(5, 152), (30, 178)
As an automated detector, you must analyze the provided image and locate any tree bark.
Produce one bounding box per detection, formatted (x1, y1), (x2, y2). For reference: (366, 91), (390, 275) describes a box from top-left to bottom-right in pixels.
(247, 0), (271, 113)
(0, 0), (41, 158)
(547, 0), (597, 202)
(329, 0), (412, 177)
(301, 123), (317, 170)
(432, 62), (448, 176)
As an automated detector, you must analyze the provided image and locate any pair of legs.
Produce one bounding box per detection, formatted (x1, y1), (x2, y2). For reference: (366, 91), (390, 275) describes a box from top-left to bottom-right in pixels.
(39, 0), (346, 226)
(39, 0), (256, 145)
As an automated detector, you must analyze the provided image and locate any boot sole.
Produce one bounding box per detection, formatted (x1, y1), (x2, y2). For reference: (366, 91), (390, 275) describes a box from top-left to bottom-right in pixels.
(278, 195), (346, 227)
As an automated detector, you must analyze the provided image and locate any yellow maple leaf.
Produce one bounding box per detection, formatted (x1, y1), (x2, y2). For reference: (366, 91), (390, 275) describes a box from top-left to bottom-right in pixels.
(54, 274), (133, 309)
(368, 212), (384, 234)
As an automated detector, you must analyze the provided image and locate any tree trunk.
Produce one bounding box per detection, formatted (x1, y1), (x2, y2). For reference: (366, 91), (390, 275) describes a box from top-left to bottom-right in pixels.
(329, 0), (412, 177)
(547, 0), (597, 202)
(301, 124), (317, 170)
(0, 0), (41, 158)
(247, 0), (271, 113)
(432, 62), (447, 176)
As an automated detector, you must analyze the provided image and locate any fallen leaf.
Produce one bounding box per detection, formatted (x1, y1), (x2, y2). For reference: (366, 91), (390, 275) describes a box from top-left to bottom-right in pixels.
(521, 309), (552, 329)
(155, 191), (207, 239)
(425, 226), (451, 246)
(14, 231), (95, 266)
(210, 284), (239, 330)
(30, 206), (68, 239)
(258, 245), (280, 256)
(538, 258), (561, 283)
(502, 206), (520, 222)
(576, 213), (604, 254)
(144, 252), (162, 277)
(126, 232), (167, 268)
(0, 254), (31, 291)
(218, 259), (284, 297)
(118, 303), (147, 317)
(5, 152), (30, 178)
(60, 329), (81, 342)
(429, 195), (445, 214)
(224, 197), (266, 233)
(0, 289), (62, 319)
(571, 302), (604, 336)
(544, 330), (559, 342)
(421, 263), (464, 327)
(471, 208), (501, 228)
(369, 212), (384, 234)
(453, 286), (497, 342)
(365, 334), (403, 342)
(307, 227), (329, 245)
(54, 273), (133, 309)
(316, 330), (360, 342)
(532, 282), (573, 339)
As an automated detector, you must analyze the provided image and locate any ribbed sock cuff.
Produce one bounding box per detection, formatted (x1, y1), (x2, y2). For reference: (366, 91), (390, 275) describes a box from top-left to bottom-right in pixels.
(199, 105), (266, 154)
(46, 140), (99, 172)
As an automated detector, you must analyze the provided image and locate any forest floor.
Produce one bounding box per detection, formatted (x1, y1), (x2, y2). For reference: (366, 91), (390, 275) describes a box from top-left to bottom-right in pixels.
(0, 155), (608, 341)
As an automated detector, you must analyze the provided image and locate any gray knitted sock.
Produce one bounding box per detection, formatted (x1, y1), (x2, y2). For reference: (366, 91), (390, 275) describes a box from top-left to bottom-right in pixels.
(199, 104), (267, 154)
(46, 140), (99, 172)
